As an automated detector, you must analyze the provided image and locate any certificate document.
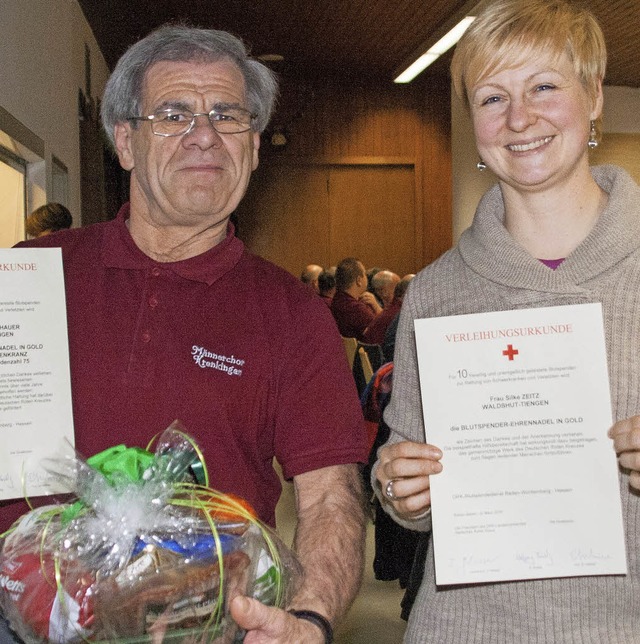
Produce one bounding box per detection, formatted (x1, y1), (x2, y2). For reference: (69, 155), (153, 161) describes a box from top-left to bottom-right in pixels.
(414, 303), (626, 585)
(0, 248), (74, 500)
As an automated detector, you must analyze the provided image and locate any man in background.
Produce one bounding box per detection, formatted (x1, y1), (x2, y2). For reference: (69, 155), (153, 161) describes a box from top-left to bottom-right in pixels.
(370, 270), (400, 309)
(331, 257), (382, 341)
(300, 263), (324, 293)
(318, 269), (336, 306)
(25, 202), (72, 238)
(365, 273), (414, 346)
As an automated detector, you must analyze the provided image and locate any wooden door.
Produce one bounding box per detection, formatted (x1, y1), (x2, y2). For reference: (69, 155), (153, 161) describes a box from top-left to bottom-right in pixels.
(237, 163), (330, 274)
(237, 161), (418, 277)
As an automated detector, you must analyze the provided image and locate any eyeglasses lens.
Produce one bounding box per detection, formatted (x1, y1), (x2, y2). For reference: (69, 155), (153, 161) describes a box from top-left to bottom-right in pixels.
(151, 109), (252, 135)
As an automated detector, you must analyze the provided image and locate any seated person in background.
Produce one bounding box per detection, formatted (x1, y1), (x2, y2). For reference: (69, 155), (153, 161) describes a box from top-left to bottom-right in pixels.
(364, 273), (414, 346)
(300, 263), (324, 293)
(366, 266), (382, 288)
(25, 202), (72, 238)
(382, 311), (400, 363)
(371, 270), (400, 309)
(318, 269), (336, 306)
(331, 257), (382, 341)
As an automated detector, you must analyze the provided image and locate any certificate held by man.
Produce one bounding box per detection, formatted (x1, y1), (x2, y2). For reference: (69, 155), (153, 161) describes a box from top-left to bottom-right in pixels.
(414, 303), (626, 585)
(0, 248), (74, 501)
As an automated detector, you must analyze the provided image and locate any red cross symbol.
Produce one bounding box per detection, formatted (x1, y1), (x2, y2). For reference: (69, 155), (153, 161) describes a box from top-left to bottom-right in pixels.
(502, 344), (519, 361)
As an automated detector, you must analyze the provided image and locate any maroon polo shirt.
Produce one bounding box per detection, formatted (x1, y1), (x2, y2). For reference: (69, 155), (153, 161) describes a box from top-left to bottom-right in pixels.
(363, 298), (402, 345)
(330, 290), (376, 341)
(3, 204), (367, 530)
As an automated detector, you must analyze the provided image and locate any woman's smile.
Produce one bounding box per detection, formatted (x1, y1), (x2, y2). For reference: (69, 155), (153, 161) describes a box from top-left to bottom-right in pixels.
(506, 135), (554, 153)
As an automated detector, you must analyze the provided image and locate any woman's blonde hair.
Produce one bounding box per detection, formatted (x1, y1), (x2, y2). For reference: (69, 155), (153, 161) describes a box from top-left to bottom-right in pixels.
(450, 0), (607, 109)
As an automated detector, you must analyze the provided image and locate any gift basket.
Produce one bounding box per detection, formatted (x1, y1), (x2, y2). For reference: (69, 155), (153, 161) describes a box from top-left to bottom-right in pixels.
(0, 422), (301, 643)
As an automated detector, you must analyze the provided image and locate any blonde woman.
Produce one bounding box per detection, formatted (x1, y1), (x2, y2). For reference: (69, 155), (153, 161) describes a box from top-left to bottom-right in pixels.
(374, 0), (640, 641)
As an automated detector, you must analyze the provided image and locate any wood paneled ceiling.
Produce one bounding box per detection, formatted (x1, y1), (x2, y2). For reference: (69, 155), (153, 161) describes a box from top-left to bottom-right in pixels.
(77, 0), (639, 87)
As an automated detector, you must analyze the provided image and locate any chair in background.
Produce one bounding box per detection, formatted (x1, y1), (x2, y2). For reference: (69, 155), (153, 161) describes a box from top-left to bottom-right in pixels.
(353, 341), (384, 395)
(342, 336), (358, 369)
(358, 342), (384, 372)
(358, 346), (374, 385)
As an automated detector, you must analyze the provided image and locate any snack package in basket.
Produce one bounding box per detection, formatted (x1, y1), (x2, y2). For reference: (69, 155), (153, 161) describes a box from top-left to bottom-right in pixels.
(0, 422), (301, 643)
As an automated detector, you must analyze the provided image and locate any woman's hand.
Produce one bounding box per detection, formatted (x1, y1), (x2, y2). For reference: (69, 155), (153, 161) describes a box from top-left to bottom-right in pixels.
(375, 441), (443, 519)
(609, 416), (640, 490)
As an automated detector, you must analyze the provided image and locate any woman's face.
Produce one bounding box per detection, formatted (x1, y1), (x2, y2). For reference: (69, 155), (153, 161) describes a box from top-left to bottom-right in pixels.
(468, 51), (602, 195)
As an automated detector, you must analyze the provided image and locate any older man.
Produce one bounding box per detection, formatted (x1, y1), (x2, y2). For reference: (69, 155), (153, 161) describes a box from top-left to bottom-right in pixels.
(370, 270), (400, 309)
(364, 273), (414, 346)
(300, 263), (324, 293)
(318, 269), (337, 306)
(6, 25), (367, 643)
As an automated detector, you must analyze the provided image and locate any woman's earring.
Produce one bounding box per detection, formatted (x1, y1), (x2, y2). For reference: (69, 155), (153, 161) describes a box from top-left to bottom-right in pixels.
(588, 120), (598, 149)
(476, 159), (487, 171)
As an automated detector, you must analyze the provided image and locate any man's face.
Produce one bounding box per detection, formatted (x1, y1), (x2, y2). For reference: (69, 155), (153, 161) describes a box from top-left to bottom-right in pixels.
(114, 59), (260, 231)
(377, 272), (400, 307)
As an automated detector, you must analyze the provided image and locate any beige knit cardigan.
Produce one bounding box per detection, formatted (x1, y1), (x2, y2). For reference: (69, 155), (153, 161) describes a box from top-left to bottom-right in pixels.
(377, 166), (640, 643)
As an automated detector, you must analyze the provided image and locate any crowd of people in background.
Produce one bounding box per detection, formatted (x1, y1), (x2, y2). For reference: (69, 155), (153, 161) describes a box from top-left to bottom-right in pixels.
(301, 258), (414, 366)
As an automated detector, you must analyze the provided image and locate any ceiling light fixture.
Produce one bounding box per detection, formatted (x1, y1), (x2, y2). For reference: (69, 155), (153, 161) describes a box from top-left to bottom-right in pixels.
(394, 16), (476, 84)
(257, 54), (285, 63)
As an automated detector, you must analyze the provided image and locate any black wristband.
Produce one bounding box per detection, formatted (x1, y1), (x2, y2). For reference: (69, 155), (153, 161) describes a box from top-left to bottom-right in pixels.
(288, 609), (333, 643)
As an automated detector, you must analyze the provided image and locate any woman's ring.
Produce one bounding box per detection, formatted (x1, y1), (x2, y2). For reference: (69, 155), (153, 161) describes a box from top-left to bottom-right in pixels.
(385, 479), (396, 500)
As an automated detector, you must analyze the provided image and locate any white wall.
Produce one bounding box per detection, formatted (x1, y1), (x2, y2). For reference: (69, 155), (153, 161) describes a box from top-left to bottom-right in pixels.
(451, 86), (640, 242)
(602, 87), (640, 133)
(0, 0), (109, 227)
(0, 161), (25, 247)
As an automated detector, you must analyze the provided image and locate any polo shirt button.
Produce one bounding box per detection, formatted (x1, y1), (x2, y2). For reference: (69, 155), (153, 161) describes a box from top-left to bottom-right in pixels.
(141, 331), (151, 343)
(151, 267), (161, 277)
(148, 295), (158, 308)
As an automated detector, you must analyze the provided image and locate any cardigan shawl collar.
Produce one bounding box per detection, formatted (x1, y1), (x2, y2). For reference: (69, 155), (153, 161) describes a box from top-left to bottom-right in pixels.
(458, 165), (640, 295)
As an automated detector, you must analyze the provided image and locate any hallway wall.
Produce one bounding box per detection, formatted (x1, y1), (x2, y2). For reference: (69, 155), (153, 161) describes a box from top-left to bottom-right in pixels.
(0, 0), (109, 227)
(236, 74), (452, 277)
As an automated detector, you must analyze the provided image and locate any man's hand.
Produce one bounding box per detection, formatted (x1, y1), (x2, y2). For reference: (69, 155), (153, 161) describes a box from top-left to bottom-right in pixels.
(376, 440), (443, 519)
(230, 596), (325, 644)
(229, 464), (365, 642)
(359, 291), (382, 315)
(609, 416), (640, 490)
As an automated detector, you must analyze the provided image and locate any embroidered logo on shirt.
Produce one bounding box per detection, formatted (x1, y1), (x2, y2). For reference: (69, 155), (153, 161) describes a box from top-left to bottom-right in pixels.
(191, 345), (244, 376)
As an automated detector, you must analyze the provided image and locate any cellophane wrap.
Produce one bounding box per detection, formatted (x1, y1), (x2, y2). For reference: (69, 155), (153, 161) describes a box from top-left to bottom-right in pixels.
(0, 422), (301, 643)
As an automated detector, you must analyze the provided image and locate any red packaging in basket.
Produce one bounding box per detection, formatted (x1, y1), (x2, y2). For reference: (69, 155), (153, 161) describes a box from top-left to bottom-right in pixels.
(0, 551), (94, 642)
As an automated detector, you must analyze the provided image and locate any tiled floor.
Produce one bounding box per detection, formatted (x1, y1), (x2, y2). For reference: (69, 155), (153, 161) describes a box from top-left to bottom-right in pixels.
(275, 474), (407, 644)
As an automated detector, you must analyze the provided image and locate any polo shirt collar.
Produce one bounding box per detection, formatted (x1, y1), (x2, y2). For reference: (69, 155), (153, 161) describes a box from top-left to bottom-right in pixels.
(102, 203), (245, 286)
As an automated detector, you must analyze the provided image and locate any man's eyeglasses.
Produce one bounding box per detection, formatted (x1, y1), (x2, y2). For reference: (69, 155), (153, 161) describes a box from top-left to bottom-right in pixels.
(127, 107), (256, 136)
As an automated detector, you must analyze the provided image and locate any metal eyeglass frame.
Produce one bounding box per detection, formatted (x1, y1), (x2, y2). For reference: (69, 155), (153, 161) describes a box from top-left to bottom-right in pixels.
(127, 107), (257, 136)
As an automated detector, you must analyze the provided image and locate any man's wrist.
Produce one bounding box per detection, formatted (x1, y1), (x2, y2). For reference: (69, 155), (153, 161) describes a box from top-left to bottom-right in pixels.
(288, 609), (333, 643)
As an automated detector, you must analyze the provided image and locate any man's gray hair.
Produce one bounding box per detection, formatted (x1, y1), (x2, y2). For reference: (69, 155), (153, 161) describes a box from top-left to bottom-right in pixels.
(100, 24), (279, 149)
